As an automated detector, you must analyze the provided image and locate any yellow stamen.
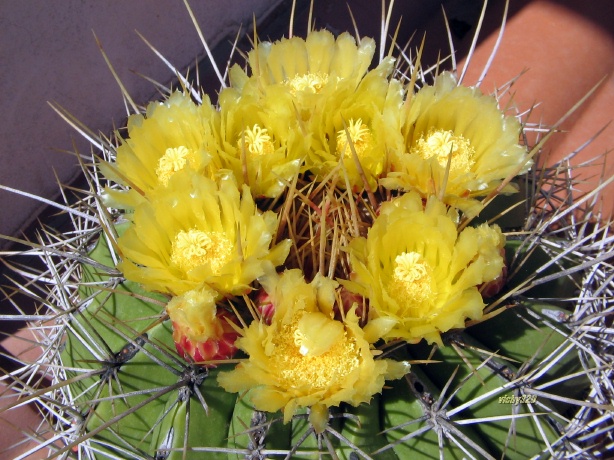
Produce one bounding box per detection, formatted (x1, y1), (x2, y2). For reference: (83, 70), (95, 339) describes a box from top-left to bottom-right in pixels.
(239, 124), (275, 157)
(287, 71), (329, 94)
(336, 118), (373, 160)
(293, 328), (310, 356)
(412, 129), (475, 175)
(388, 252), (436, 316)
(156, 146), (195, 186)
(170, 229), (233, 274)
(273, 313), (359, 391)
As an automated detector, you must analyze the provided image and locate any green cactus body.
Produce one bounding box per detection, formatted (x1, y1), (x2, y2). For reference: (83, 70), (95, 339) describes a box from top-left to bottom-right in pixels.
(381, 367), (492, 459)
(407, 333), (559, 458)
(337, 395), (398, 460)
(149, 367), (237, 460)
(227, 390), (293, 459)
(62, 234), (176, 455)
(62, 232), (238, 458)
(56, 226), (592, 459)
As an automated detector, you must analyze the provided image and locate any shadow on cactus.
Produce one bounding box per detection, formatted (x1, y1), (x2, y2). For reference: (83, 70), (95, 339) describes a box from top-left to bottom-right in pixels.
(1, 1), (613, 459)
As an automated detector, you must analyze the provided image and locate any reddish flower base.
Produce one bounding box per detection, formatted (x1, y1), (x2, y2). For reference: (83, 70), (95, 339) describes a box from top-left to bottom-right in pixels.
(255, 289), (275, 325)
(480, 248), (508, 299)
(172, 310), (240, 365)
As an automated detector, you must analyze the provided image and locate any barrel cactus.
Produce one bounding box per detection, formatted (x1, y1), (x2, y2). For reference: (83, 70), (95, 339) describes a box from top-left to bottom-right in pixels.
(2, 2), (613, 459)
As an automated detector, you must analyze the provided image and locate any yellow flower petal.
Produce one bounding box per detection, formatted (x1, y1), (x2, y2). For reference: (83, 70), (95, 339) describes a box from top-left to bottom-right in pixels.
(118, 172), (290, 296)
(309, 403), (330, 435)
(229, 30), (379, 139)
(216, 87), (306, 198)
(306, 60), (405, 190)
(345, 191), (505, 345)
(239, 30), (375, 90)
(217, 270), (407, 429)
(295, 312), (344, 356)
(166, 287), (219, 343)
(382, 72), (531, 215)
(102, 91), (221, 209)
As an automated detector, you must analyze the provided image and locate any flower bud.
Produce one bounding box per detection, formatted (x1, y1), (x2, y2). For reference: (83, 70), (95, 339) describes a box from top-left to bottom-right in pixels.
(167, 288), (240, 365)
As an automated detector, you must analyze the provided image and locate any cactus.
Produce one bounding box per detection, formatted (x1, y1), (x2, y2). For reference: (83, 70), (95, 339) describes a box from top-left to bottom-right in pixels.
(1, 2), (613, 459)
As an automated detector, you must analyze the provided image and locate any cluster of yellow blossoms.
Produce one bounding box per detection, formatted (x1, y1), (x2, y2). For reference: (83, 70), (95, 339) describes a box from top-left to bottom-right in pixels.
(102, 30), (531, 432)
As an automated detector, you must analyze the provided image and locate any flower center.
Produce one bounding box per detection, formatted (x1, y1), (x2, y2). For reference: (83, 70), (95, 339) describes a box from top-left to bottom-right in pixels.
(388, 252), (436, 316)
(287, 71), (329, 94)
(412, 129), (475, 175)
(239, 124), (275, 157)
(170, 229), (233, 274)
(272, 313), (359, 391)
(156, 146), (196, 186)
(336, 118), (373, 160)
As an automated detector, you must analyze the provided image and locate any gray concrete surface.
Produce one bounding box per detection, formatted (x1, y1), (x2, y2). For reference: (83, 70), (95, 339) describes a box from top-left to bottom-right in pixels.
(0, 0), (281, 249)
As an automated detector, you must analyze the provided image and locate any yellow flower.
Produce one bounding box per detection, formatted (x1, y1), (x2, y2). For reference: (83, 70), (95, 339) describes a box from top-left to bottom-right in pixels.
(343, 191), (505, 346)
(117, 171), (290, 296)
(166, 287), (220, 343)
(227, 30), (405, 191)
(217, 270), (408, 434)
(229, 30), (378, 132)
(382, 72), (531, 215)
(231, 30), (375, 97)
(215, 87), (306, 198)
(306, 61), (404, 190)
(100, 91), (221, 209)
(167, 287), (240, 363)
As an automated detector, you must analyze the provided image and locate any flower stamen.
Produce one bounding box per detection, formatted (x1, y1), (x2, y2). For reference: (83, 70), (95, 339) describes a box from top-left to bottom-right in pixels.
(388, 251), (436, 315)
(287, 71), (329, 94)
(412, 129), (475, 175)
(336, 118), (373, 160)
(274, 314), (359, 390)
(239, 124), (275, 157)
(156, 146), (196, 186)
(171, 229), (233, 274)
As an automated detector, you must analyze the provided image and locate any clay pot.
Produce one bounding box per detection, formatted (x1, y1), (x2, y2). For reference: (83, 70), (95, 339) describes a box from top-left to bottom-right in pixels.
(459, 0), (614, 218)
